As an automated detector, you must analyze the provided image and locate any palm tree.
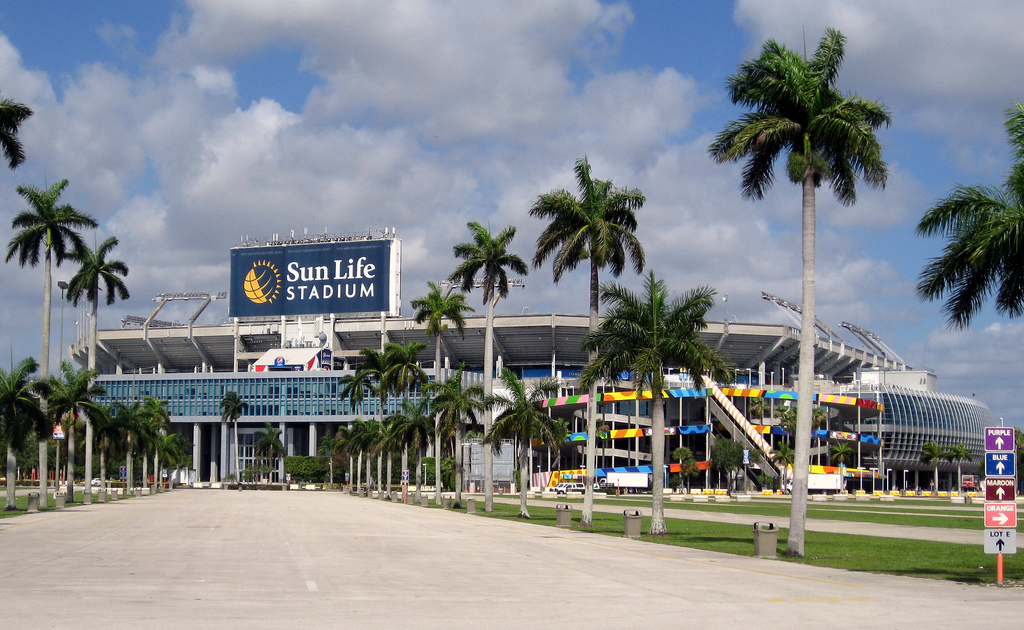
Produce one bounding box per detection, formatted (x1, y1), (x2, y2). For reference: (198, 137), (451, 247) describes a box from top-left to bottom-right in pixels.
(483, 369), (565, 518)
(411, 281), (473, 502)
(220, 391), (248, 487)
(253, 422), (284, 483)
(917, 103), (1024, 327)
(945, 443), (972, 493)
(158, 432), (191, 486)
(346, 418), (370, 494)
(392, 398), (434, 503)
(709, 28), (890, 557)
(450, 221), (529, 512)
(140, 397), (169, 491)
(920, 441), (945, 493)
(108, 401), (146, 495)
(67, 235), (129, 497)
(319, 430), (345, 489)
(829, 442), (854, 466)
(531, 155), (645, 525)
(426, 366), (486, 508)
(384, 340), (428, 487)
(5, 179), (97, 502)
(46, 361), (105, 501)
(0, 93), (32, 169)
(580, 271), (733, 534)
(0, 358), (45, 510)
(361, 419), (385, 498)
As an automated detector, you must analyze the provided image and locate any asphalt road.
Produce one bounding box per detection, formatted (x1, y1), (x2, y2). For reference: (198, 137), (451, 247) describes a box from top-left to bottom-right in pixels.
(0, 490), (1020, 629)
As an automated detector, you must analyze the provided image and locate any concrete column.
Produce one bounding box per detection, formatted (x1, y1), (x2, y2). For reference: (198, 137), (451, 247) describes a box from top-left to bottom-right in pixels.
(309, 423), (318, 456)
(210, 425), (219, 481)
(192, 423), (201, 483)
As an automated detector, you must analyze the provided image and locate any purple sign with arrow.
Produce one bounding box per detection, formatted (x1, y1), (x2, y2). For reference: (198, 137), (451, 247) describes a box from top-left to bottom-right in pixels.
(986, 427), (1015, 452)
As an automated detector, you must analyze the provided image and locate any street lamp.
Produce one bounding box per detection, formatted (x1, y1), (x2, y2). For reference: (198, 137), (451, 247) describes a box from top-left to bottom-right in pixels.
(57, 280), (68, 365)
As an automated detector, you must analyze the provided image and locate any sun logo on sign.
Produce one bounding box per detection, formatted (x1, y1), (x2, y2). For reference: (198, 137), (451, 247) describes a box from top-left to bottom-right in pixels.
(243, 260), (281, 304)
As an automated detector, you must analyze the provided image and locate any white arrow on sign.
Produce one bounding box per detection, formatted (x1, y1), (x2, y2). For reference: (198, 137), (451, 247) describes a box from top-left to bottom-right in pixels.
(992, 512), (1010, 526)
(996, 461), (1006, 474)
(997, 487), (1007, 500)
(996, 436), (1006, 449)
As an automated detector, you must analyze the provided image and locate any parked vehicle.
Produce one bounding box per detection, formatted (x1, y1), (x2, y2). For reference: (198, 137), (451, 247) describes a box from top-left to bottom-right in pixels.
(552, 482), (584, 495)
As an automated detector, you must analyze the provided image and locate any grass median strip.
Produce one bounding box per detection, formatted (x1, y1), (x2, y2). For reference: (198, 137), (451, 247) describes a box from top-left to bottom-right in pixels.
(466, 502), (1023, 584)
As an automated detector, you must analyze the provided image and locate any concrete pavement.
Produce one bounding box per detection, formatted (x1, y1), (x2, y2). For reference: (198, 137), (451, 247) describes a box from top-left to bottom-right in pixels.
(0, 489), (1020, 629)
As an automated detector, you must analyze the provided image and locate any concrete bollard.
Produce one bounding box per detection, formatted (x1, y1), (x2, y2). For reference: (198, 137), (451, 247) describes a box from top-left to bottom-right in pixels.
(84, 492), (92, 505)
(55, 492), (66, 509)
(27, 492), (39, 513)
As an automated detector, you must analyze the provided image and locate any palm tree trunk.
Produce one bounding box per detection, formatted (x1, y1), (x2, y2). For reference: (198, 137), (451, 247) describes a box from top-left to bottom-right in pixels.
(386, 452), (394, 500)
(518, 440), (530, 518)
(483, 295), (496, 512)
(414, 448), (423, 503)
(5, 443), (16, 510)
(400, 445), (408, 500)
(66, 421), (75, 503)
(100, 447), (106, 493)
(787, 170), (817, 558)
(649, 391), (667, 534)
(434, 333), (444, 505)
(582, 259), (600, 526)
(233, 419), (240, 489)
(455, 424), (465, 507)
(39, 248), (52, 506)
(377, 453), (383, 499)
(84, 298), (99, 501)
(126, 447), (132, 496)
(142, 452), (149, 492)
(38, 439), (48, 508)
(356, 452), (362, 493)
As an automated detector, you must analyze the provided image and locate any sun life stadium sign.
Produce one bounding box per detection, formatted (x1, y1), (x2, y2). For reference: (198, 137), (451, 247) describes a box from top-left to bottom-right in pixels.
(229, 237), (401, 318)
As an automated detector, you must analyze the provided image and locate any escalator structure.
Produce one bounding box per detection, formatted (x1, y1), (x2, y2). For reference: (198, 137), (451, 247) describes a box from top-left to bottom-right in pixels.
(706, 382), (783, 481)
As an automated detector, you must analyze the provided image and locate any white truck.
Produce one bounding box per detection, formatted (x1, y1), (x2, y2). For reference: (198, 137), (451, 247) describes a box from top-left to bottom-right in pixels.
(606, 472), (650, 491)
(806, 473), (843, 493)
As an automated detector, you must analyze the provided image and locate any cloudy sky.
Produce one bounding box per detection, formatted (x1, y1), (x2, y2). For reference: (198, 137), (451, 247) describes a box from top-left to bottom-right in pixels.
(1, 1), (1022, 426)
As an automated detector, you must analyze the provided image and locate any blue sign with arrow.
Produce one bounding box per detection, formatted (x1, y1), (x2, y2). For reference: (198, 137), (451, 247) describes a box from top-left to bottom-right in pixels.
(986, 452), (1016, 477)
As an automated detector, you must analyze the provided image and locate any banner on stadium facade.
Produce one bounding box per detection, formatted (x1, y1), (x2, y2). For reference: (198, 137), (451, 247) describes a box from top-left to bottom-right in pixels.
(229, 239), (401, 318)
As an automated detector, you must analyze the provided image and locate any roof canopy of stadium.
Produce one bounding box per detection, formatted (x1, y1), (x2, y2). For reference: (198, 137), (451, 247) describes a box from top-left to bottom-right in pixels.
(73, 312), (908, 380)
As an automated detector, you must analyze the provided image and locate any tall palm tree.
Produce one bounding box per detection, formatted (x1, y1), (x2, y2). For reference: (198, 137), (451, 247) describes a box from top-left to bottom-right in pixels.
(141, 397), (169, 491)
(917, 103), (1024, 328)
(347, 418), (370, 493)
(920, 441), (945, 493)
(425, 366), (486, 508)
(829, 442), (854, 466)
(319, 430), (345, 489)
(384, 340), (428, 485)
(67, 235), (129, 498)
(709, 28), (890, 557)
(360, 419), (385, 498)
(530, 155), (645, 526)
(411, 281), (473, 502)
(392, 398), (434, 503)
(484, 369), (565, 518)
(580, 271), (732, 534)
(0, 93), (32, 169)
(220, 391), (248, 487)
(93, 404), (119, 491)
(158, 432), (192, 486)
(945, 443), (972, 494)
(5, 179), (97, 502)
(46, 361), (104, 502)
(0, 358), (45, 510)
(253, 422), (284, 483)
(450, 221), (529, 512)
(108, 400), (146, 495)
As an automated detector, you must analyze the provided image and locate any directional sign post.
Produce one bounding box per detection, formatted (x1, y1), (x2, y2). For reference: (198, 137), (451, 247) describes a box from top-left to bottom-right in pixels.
(984, 428), (1019, 583)
(985, 529), (1017, 555)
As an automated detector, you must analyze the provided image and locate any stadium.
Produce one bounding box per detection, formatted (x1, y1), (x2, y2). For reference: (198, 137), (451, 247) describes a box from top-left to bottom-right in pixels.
(72, 233), (994, 492)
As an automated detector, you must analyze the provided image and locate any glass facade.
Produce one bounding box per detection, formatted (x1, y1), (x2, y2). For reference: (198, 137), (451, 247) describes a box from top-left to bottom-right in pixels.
(96, 372), (425, 422)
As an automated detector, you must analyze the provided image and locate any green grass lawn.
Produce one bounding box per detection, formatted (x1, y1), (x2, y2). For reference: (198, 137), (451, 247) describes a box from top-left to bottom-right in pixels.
(466, 502), (1023, 584)
(0, 487), (146, 518)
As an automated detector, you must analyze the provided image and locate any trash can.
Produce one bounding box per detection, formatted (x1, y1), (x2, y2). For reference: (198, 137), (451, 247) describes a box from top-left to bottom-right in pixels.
(443, 495), (452, 509)
(753, 522), (778, 558)
(98, 490), (107, 502)
(466, 498), (476, 513)
(555, 504), (573, 528)
(55, 492), (66, 509)
(420, 495), (429, 507)
(623, 509), (642, 538)
(27, 492), (39, 513)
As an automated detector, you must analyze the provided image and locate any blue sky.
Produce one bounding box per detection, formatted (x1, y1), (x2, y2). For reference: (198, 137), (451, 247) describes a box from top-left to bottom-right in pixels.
(1, 1), (1023, 426)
